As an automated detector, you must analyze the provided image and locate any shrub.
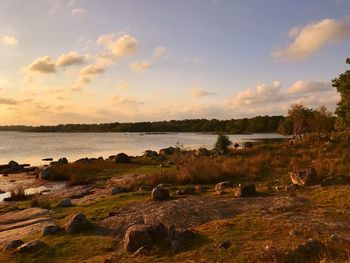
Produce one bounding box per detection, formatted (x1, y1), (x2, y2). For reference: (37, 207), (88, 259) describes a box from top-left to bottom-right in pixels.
(214, 133), (232, 154)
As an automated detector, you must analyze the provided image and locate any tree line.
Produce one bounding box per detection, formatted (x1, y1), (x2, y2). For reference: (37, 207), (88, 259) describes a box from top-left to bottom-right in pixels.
(0, 116), (285, 134)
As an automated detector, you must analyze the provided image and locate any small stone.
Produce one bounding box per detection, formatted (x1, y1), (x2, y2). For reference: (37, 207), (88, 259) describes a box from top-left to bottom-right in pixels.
(234, 184), (256, 197)
(65, 213), (90, 233)
(42, 225), (61, 236)
(151, 187), (169, 201)
(16, 240), (47, 254)
(110, 187), (126, 195)
(59, 198), (72, 207)
(3, 240), (24, 251)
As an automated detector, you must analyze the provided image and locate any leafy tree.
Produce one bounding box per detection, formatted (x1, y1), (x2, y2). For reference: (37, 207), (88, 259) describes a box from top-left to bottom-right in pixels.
(309, 105), (335, 140)
(332, 57), (350, 135)
(288, 103), (312, 139)
(214, 133), (232, 154)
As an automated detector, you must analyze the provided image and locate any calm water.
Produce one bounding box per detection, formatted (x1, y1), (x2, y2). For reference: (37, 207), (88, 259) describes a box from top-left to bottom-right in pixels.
(0, 132), (287, 165)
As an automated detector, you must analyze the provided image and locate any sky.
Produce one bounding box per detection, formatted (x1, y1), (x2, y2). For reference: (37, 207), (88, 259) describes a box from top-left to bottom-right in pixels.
(0, 0), (349, 125)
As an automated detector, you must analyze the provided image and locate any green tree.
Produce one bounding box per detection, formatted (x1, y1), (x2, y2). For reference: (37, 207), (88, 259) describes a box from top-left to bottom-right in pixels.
(332, 57), (350, 135)
(214, 133), (232, 154)
(288, 103), (312, 139)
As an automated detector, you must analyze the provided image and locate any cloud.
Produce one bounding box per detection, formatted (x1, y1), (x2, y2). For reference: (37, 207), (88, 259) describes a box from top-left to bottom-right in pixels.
(154, 46), (166, 58)
(286, 80), (332, 94)
(0, 97), (17, 105)
(98, 34), (138, 59)
(184, 57), (202, 64)
(129, 61), (151, 72)
(74, 63), (107, 90)
(190, 88), (216, 98)
(227, 81), (283, 106)
(22, 56), (57, 74)
(56, 51), (86, 67)
(110, 95), (143, 111)
(116, 81), (131, 89)
(272, 17), (350, 60)
(2, 35), (18, 46)
(71, 8), (87, 16)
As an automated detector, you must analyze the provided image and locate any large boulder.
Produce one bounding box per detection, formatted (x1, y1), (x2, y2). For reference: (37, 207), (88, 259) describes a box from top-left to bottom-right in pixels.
(143, 150), (158, 158)
(65, 213), (90, 233)
(159, 147), (175, 156)
(195, 148), (210, 157)
(110, 153), (131, 163)
(151, 187), (170, 201)
(234, 184), (256, 197)
(39, 166), (56, 180)
(124, 223), (168, 253)
(16, 240), (47, 254)
(289, 168), (318, 186)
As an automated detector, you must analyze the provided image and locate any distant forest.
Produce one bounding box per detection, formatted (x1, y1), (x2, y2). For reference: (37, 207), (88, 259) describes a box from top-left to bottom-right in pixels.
(0, 116), (286, 134)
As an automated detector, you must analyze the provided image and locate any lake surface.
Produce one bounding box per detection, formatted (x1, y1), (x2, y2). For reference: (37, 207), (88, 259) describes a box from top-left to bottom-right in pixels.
(0, 132), (287, 165)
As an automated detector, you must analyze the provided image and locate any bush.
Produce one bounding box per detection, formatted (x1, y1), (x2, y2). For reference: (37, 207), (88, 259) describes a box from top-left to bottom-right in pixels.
(214, 133), (232, 154)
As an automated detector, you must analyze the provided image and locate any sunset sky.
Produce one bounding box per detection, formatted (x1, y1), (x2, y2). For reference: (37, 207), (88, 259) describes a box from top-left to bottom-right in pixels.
(0, 0), (349, 125)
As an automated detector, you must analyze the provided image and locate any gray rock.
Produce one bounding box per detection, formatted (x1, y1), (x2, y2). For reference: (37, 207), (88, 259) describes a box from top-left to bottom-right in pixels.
(159, 147), (175, 156)
(42, 225), (61, 236)
(110, 153), (131, 163)
(110, 187), (126, 195)
(16, 240), (47, 254)
(65, 213), (90, 233)
(151, 187), (170, 201)
(59, 198), (72, 207)
(124, 223), (168, 253)
(143, 150), (158, 158)
(3, 240), (24, 251)
(234, 184), (256, 197)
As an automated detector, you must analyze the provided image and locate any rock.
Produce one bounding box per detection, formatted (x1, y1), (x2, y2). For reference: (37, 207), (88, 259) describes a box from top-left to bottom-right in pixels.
(289, 168), (318, 186)
(16, 240), (47, 254)
(143, 150), (158, 158)
(215, 190), (226, 196)
(110, 187), (126, 195)
(42, 158), (53, 161)
(159, 147), (175, 156)
(151, 187), (170, 201)
(195, 148), (210, 157)
(8, 160), (19, 167)
(264, 245), (276, 254)
(74, 157), (92, 164)
(42, 225), (61, 236)
(59, 198), (72, 207)
(58, 157), (68, 164)
(285, 239), (324, 261)
(286, 184), (300, 191)
(65, 213), (90, 233)
(124, 223), (168, 253)
(176, 186), (195, 195)
(39, 166), (56, 180)
(214, 181), (232, 192)
(234, 143), (240, 148)
(216, 240), (231, 249)
(110, 153), (131, 163)
(138, 185), (153, 191)
(234, 184), (256, 197)
(244, 142), (253, 148)
(3, 240), (24, 251)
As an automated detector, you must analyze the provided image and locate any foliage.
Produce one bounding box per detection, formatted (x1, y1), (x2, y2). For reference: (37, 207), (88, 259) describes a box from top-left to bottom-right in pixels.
(0, 116), (285, 134)
(214, 133), (232, 154)
(332, 57), (350, 134)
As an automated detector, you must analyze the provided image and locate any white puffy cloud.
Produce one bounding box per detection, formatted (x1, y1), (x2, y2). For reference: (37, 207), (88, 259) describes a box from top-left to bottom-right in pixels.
(286, 80), (332, 94)
(71, 8), (87, 16)
(154, 46), (166, 58)
(98, 34), (138, 59)
(56, 51), (86, 67)
(272, 18), (350, 60)
(227, 81), (283, 106)
(73, 63), (107, 90)
(190, 88), (216, 98)
(22, 56), (57, 74)
(129, 61), (151, 72)
(2, 35), (18, 46)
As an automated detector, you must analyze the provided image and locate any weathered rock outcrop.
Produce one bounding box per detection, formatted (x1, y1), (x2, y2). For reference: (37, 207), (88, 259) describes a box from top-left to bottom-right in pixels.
(65, 213), (90, 233)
